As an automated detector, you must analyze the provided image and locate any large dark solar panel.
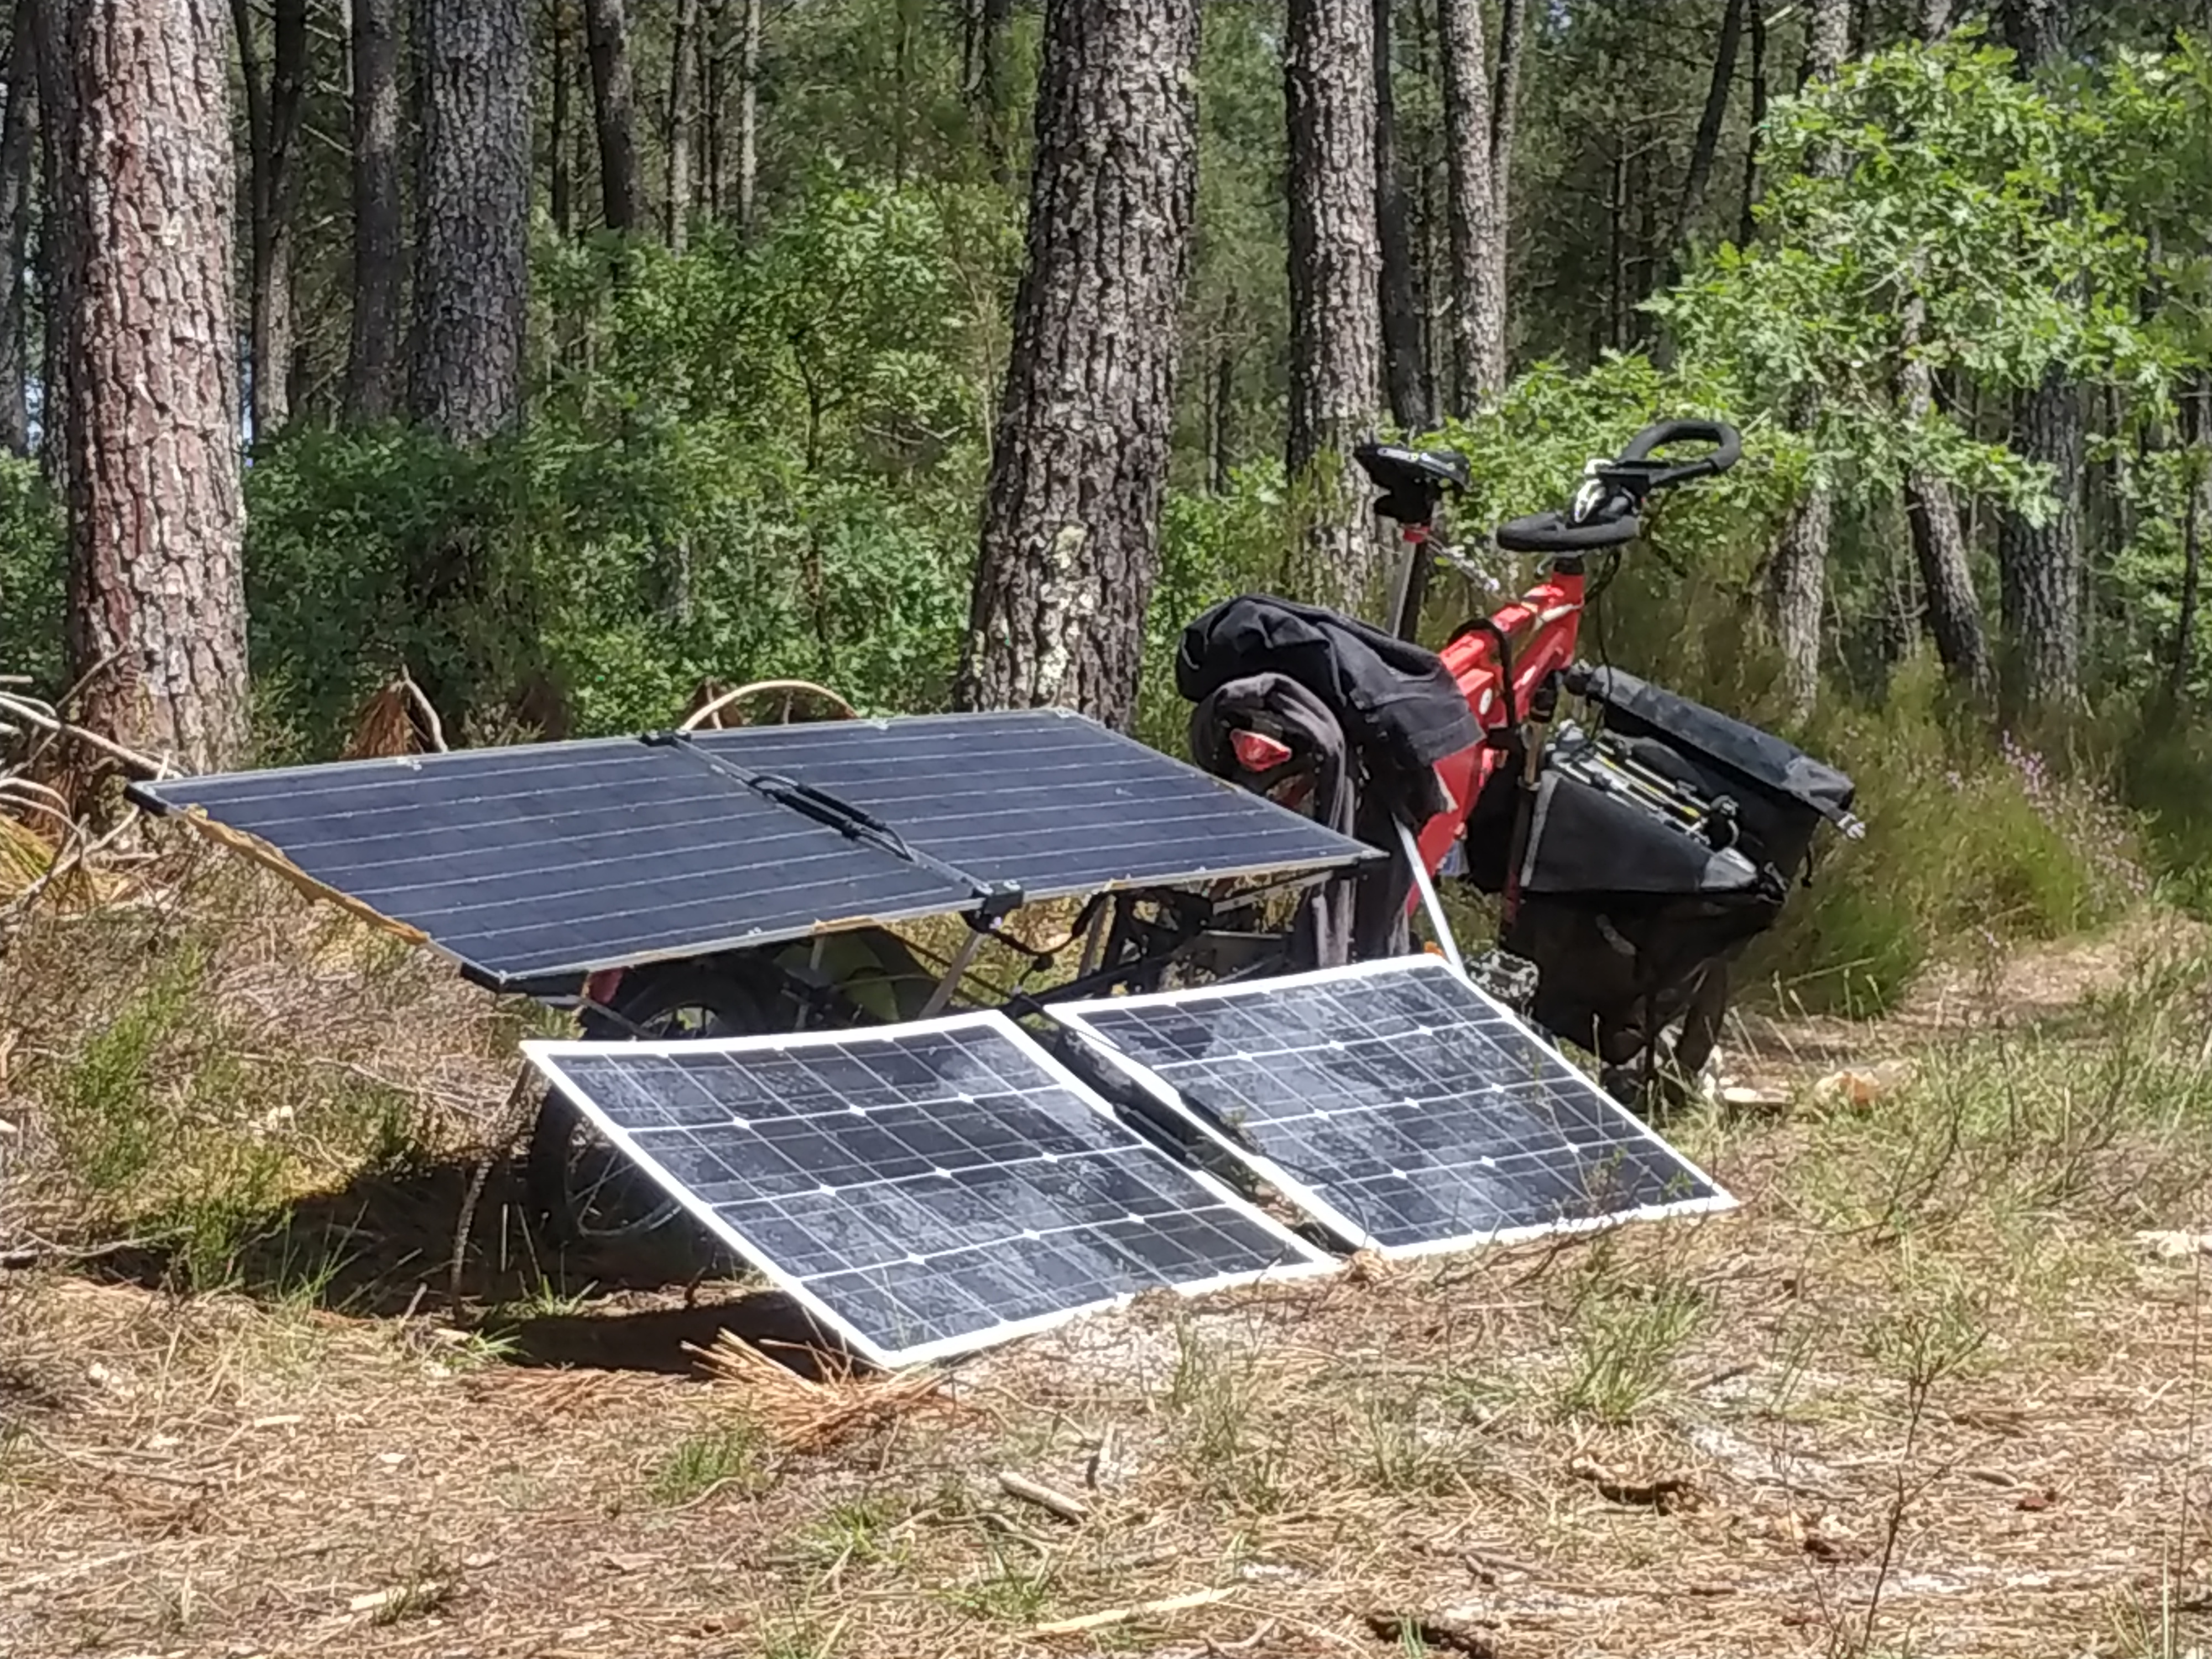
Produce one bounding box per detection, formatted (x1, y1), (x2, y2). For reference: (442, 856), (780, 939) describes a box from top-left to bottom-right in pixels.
(1051, 957), (1734, 1258)
(692, 708), (1375, 898)
(129, 711), (1374, 990)
(520, 1013), (1333, 1366)
(128, 741), (975, 987)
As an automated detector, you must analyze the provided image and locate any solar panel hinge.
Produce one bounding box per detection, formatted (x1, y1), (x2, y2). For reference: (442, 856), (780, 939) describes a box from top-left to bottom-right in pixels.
(644, 729), (1025, 916)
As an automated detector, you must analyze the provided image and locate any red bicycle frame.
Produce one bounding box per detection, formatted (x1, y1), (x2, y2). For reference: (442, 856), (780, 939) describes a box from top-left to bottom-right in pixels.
(1407, 546), (1589, 896)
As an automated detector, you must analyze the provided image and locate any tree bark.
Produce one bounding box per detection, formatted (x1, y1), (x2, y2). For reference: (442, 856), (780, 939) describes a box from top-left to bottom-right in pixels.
(582, 0), (642, 232)
(1675, 0), (1745, 255)
(233, 0), (305, 439)
(0, 0), (35, 457)
(735, 0), (760, 232)
(954, 0), (1200, 728)
(1286, 0), (1385, 613)
(666, 0), (697, 251)
(1900, 298), (1991, 691)
(550, 0), (573, 236)
(1761, 0), (1849, 721)
(1997, 0), (2083, 711)
(409, 0), (530, 445)
(1438, 0), (1501, 411)
(27, 0), (62, 485)
(1896, 0), (1987, 692)
(2168, 376), (2208, 700)
(1737, 0), (1767, 248)
(972, 0), (1013, 184)
(1373, 0), (1427, 433)
(51, 0), (249, 773)
(345, 0), (403, 422)
(1487, 0), (1525, 369)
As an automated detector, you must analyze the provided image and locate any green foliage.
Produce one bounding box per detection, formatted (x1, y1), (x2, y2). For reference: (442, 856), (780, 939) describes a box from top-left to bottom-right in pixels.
(1746, 661), (2148, 1015)
(0, 458), (64, 690)
(246, 175), (1007, 752)
(1648, 34), (2175, 511)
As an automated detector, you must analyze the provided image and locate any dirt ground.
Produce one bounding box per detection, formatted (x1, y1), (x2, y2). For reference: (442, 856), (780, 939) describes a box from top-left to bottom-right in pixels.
(3, 911), (2209, 1659)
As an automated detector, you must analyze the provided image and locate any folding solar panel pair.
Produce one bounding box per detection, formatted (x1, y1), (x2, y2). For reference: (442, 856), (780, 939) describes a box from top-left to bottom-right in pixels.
(523, 955), (1735, 1368)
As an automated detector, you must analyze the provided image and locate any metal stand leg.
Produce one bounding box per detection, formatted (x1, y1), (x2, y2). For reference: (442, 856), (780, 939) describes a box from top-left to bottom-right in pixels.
(920, 927), (989, 1018)
(1396, 818), (1464, 977)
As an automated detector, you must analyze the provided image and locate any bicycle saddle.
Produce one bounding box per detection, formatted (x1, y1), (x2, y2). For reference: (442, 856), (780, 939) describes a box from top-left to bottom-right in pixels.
(1354, 441), (1471, 528)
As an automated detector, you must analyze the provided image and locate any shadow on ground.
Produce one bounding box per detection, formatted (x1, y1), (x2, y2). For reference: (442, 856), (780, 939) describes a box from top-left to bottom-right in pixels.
(80, 1155), (851, 1376)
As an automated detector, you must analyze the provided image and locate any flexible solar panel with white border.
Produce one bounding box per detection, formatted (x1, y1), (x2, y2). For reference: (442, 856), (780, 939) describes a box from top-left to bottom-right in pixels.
(691, 707), (1375, 898)
(1049, 956), (1735, 1258)
(519, 1013), (1334, 1367)
(126, 711), (1374, 990)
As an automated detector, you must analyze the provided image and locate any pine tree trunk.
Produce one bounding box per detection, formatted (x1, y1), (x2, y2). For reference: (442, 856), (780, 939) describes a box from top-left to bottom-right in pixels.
(1998, 371), (2083, 705)
(1894, 4), (1986, 692)
(736, 0), (760, 232)
(701, 0), (724, 217)
(1286, 0), (1384, 613)
(1760, 0), (1848, 721)
(27, 0), (61, 486)
(550, 1), (573, 236)
(232, 0), (304, 440)
(1737, 0), (1767, 248)
(666, 0), (697, 251)
(345, 0), (402, 422)
(1486, 0), (1525, 377)
(2167, 377), (2207, 700)
(1997, 0), (2082, 711)
(972, 0), (1012, 183)
(1438, 0), (1499, 411)
(954, 0), (1199, 728)
(409, 0), (530, 446)
(51, 0), (249, 773)
(1373, 0), (1427, 434)
(583, 0), (642, 232)
(1675, 0), (1744, 254)
(0, 0), (34, 458)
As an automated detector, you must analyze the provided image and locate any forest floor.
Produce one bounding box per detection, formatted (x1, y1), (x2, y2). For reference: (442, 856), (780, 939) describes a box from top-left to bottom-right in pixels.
(2, 868), (2210, 1659)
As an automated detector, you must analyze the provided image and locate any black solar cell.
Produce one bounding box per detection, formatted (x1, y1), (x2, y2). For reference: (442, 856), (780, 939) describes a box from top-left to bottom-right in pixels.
(1051, 956), (1733, 1256)
(521, 1013), (1333, 1366)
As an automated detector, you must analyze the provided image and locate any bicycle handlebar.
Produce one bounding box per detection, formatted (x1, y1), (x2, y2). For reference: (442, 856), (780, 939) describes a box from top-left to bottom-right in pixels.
(1493, 417), (1741, 556)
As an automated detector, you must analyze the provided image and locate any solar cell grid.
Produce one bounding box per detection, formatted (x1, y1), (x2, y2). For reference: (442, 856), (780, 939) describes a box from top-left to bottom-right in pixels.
(521, 1013), (1333, 1366)
(1051, 956), (1734, 1258)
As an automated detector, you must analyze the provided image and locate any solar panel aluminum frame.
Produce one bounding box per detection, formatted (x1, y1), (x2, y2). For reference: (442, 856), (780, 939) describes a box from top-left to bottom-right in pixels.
(1048, 956), (1739, 1262)
(519, 1011), (1337, 1368)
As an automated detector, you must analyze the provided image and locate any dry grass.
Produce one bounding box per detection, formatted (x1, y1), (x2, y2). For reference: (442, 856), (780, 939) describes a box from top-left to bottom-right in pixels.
(3, 857), (2210, 1659)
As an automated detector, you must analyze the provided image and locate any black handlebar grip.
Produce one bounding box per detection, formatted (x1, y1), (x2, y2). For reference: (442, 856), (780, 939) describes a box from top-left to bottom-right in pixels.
(1619, 418), (1742, 481)
(1495, 509), (1644, 554)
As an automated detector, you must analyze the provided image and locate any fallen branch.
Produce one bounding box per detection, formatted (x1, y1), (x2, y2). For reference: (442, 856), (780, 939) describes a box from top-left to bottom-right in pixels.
(0, 690), (168, 778)
(397, 669), (449, 753)
(997, 1469), (1089, 1523)
(1027, 1587), (1235, 1637)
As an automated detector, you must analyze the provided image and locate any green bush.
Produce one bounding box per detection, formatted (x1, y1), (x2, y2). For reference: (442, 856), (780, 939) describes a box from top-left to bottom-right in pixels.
(0, 457), (64, 690)
(1746, 659), (2150, 1014)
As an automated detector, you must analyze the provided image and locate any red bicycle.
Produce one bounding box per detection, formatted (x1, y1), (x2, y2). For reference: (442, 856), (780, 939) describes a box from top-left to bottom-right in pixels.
(1182, 419), (1861, 1106)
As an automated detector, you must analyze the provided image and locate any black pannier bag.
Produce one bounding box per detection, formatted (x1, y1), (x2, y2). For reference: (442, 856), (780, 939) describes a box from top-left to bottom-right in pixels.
(1460, 669), (1859, 1077)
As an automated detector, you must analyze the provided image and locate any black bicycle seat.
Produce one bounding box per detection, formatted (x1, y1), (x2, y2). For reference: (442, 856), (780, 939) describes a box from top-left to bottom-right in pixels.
(1354, 442), (1471, 528)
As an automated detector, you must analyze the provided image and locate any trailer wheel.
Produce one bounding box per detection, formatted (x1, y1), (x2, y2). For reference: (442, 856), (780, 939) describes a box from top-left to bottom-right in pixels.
(526, 963), (781, 1245)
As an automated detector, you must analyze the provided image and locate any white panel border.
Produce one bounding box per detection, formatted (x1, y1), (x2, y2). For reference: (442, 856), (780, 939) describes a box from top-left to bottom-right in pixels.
(521, 1009), (1335, 1369)
(1048, 953), (1739, 1261)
